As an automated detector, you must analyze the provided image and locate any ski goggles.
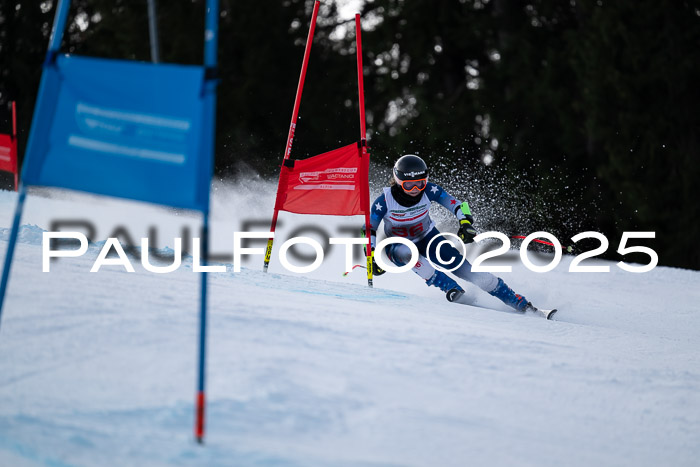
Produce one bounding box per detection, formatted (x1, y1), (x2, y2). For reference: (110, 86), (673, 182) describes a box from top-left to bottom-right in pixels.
(399, 178), (427, 192)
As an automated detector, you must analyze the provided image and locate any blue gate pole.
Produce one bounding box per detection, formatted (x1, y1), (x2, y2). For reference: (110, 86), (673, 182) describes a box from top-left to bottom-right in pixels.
(0, 186), (27, 330)
(47, 0), (71, 59)
(204, 0), (219, 69)
(194, 212), (209, 443)
(194, 0), (219, 444)
(0, 0), (71, 331)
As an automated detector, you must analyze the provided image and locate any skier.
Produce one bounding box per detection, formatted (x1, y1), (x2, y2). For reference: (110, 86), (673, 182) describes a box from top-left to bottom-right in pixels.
(366, 154), (537, 313)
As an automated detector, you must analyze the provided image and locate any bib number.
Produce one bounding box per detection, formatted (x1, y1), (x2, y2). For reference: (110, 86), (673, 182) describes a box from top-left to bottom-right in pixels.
(392, 224), (424, 237)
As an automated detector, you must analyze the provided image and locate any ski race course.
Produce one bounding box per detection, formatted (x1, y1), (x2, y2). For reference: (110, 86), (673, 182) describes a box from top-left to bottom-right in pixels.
(0, 183), (699, 466)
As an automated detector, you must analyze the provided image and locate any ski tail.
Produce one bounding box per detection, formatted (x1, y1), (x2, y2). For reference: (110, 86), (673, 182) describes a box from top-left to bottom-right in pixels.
(525, 303), (558, 320)
(446, 288), (465, 303)
(542, 308), (558, 320)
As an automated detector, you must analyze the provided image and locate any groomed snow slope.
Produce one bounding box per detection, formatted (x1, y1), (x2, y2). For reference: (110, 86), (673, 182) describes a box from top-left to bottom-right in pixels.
(0, 184), (698, 467)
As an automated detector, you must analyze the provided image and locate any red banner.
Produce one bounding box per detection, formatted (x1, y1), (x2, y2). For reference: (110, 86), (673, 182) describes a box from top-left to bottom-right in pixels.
(275, 142), (369, 216)
(0, 134), (17, 175)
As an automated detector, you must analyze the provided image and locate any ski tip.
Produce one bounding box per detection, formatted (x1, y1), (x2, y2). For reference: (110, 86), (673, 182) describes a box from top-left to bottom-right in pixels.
(544, 308), (558, 320)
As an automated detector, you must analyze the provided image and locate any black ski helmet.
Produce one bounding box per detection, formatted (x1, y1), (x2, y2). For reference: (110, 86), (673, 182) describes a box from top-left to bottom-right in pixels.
(393, 154), (429, 183)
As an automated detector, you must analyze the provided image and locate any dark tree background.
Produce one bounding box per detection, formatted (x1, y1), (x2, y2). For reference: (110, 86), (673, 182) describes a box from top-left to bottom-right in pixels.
(1, 0), (698, 269)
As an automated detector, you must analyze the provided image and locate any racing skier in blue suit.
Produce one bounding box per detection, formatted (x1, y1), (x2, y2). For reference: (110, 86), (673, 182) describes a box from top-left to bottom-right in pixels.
(366, 154), (534, 312)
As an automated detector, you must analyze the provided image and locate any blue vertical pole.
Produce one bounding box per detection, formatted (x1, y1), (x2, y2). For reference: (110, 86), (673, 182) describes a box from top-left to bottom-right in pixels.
(204, 0), (219, 70)
(195, 0), (219, 444)
(0, 186), (27, 330)
(194, 212), (209, 443)
(147, 0), (160, 64)
(48, 0), (71, 52)
(0, 0), (71, 331)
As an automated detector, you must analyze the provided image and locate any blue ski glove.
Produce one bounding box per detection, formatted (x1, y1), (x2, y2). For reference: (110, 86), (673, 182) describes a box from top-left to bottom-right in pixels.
(457, 219), (477, 244)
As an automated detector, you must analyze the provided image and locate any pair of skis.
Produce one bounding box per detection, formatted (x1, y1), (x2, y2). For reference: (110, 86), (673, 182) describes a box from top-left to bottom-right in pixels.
(344, 266), (558, 320)
(448, 288), (557, 320)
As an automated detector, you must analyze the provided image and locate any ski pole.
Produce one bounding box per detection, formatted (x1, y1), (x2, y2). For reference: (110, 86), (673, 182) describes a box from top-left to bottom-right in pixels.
(510, 235), (574, 253)
(342, 264), (367, 276)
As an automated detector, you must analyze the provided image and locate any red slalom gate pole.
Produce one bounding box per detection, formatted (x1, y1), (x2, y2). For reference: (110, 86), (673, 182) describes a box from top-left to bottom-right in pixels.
(264, 0), (320, 272)
(355, 14), (373, 288)
(11, 101), (16, 136)
(11, 101), (17, 191)
(356, 15), (367, 141)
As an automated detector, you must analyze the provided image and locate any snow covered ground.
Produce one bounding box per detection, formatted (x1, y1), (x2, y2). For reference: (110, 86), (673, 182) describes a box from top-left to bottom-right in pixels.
(0, 182), (698, 466)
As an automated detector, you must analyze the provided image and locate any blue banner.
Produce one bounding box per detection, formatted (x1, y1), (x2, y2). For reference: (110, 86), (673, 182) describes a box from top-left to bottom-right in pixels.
(23, 55), (214, 212)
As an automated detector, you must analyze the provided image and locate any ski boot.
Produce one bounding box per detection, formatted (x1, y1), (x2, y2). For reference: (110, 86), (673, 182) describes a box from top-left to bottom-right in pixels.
(489, 278), (530, 312)
(426, 270), (465, 302)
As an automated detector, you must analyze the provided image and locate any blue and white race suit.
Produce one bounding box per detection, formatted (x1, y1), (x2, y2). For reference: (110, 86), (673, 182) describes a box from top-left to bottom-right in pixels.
(369, 182), (498, 293)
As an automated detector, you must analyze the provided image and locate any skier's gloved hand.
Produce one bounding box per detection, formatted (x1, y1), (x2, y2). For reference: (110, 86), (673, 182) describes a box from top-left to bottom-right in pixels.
(361, 226), (377, 256)
(457, 219), (477, 244)
(371, 253), (386, 276)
